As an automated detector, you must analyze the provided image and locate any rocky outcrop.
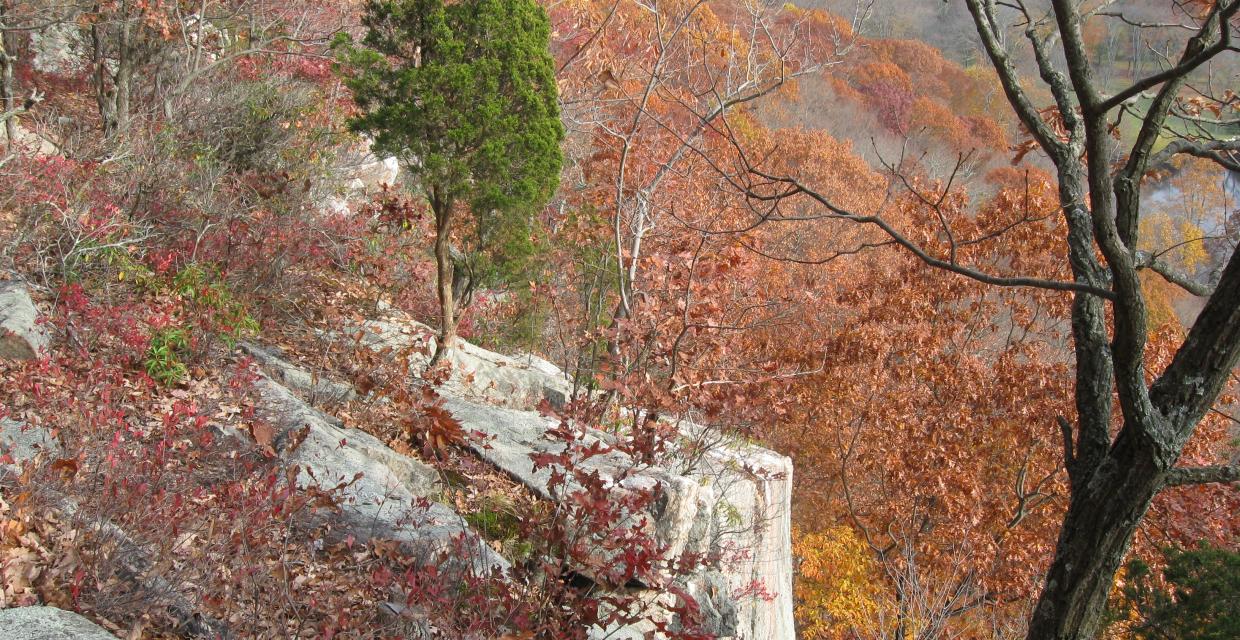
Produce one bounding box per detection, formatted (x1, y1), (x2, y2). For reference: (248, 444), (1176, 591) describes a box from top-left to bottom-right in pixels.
(251, 373), (508, 574)
(0, 281), (49, 360)
(0, 419), (60, 470)
(445, 397), (710, 561)
(251, 314), (794, 638)
(346, 313), (794, 638)
(0, 606), (118, 640)
(687, 438), (795, 639)
(443, 396), (792, 638)
(0, 122), (61, 157)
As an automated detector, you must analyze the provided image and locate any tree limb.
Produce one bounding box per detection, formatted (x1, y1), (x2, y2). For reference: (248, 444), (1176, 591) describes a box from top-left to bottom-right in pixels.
(1095, 1), (1239, 114)
(744, 171), (1117, 299)
(1165, 465), (1240, 486)
(1134, 250), (1218, 297)
(0, 88), (41, 124)
(963, 0), (1068, 163)
(1147, 138), (1240, 173)
(1151, 245), (1240, 433)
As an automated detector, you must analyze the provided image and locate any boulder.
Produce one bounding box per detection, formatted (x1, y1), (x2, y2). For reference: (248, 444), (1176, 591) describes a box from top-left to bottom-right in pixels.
(443, 396), (796, 637)
(445, 397), (708, 565)
(252, 375), (508, 574)
(514, 352), (566, 378)
(0, 281), (49, 360)
(0, 606), (118, 640)
(338, 314), (791, 635)
(680, 570), (740, 637)
(31, 21), (83, 74)
(338, 138), (401, 193)
(350, 314), (795, 637)
(0, 122), (61, 157)
(0, 419), (60, 469)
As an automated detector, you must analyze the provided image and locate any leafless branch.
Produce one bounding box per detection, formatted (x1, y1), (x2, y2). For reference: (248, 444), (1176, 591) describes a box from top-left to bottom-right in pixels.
(1165, 464), (1240, 486)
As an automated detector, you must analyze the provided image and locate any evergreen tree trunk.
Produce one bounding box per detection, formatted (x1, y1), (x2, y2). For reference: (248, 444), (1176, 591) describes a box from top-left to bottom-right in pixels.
(430, 192), (456, 366)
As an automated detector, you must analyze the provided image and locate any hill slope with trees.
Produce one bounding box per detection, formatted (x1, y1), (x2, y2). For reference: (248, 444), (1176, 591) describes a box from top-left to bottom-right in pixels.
(1, 0), (1237, 638)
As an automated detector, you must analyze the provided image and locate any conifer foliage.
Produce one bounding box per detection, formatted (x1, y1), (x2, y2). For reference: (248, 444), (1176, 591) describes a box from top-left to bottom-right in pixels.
(338, 0), (564, 362)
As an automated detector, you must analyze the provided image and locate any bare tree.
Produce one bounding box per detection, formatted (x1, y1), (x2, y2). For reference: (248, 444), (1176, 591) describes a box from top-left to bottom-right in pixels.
(737, 0), (1240, 637)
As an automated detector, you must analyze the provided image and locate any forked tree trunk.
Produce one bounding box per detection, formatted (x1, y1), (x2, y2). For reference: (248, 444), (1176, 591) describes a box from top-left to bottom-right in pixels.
(1025, 431), (1168, 639)
(90, 4), (137, 139)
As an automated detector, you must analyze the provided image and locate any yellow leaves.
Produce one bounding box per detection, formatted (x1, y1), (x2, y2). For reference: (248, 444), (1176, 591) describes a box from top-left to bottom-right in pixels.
(1139, 272), (1185, 334)
(794, 526), (885, 639)
(1139, 156), (1236, 279)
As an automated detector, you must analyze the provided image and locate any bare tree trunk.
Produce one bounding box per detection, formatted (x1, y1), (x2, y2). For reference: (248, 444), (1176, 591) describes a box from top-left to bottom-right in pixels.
(90, 1), (138, 139)
(1025, 435), (1165, 638)
(91, 18), (117, 137)
(430, 191), (456, 366)
(114, 7), (132, 135)
(1026, 241), (1240, 638)
(0, 1), (16, 150)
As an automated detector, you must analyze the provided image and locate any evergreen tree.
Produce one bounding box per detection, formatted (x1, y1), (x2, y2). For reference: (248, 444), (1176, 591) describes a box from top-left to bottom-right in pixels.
(1112, 544), (1240, 640)
(338, 0), (563, 362)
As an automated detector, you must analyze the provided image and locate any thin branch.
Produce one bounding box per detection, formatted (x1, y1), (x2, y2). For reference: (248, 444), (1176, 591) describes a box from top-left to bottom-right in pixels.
(743, 170), (1117, 300)
(1095, 0), (1239, 114)
(557, 0), (620, 74)
(1147, 137), (1240, 173)
(0, 88), (43, 124)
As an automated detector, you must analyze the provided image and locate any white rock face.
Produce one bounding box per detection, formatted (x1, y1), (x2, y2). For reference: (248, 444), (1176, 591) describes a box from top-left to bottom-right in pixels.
(445, 397), (708, 563)
(691, 440), (795, 639)
(0, 281), (49, 360)
(515, 352), (566, 378)
(310, 312), (794, 637)
(0, 606), (118, 640)
(0, 122), (60, 157)
(0, 419), (59, 474)
(31, 23), (83, 74)
(338, 139), (401, 193)
(252, 374), (508, 574)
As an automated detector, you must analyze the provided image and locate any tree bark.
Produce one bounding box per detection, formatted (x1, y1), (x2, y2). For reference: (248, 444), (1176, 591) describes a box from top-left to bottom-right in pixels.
(430, 190), (456, 366)
(90, 1), (138, 139)
(1, 1), (17, 150)
(952, 2), (1240, 638)
(1025, 426), (1169, 639)
(1020, 2), (1240, 638)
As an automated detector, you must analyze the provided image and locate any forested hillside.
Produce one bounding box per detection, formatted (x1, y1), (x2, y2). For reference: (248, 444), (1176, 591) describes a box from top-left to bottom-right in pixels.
(1, 1), (1237, 639)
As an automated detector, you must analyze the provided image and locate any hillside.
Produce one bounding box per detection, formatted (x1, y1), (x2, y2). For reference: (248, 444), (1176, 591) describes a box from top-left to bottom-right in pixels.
(2, 1), (1239, 639)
